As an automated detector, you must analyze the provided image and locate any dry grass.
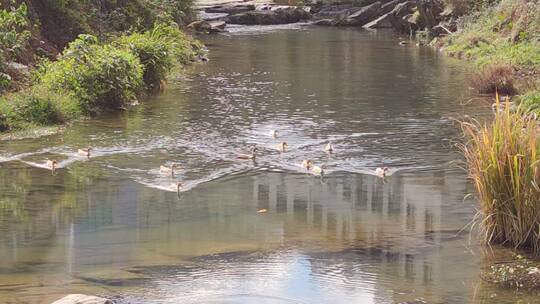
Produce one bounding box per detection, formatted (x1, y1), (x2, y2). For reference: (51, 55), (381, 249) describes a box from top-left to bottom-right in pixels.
(461, 92), (540, 252)
(471, 64), (518, 95)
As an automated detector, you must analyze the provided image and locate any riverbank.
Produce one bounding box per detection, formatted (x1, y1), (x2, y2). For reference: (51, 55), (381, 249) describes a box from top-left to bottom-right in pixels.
(0, 2), (203, 133)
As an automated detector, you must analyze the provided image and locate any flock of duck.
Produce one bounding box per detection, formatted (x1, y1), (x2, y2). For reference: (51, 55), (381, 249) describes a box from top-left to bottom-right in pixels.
(40, 129), (390, 194)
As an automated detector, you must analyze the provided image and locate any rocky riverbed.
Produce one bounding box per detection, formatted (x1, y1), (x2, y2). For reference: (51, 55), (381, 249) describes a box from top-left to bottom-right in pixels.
(191, 0), (460, 40)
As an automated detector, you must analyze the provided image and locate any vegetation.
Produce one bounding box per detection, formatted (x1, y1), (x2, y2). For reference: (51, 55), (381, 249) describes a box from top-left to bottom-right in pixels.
(471, 64), (517, 95)
(442, 0), (540, 68)
(461, 93), (540, 251)
(0, 3), (30, 92)
(0, 0), (203, 132)
(40, 34), (144, 114)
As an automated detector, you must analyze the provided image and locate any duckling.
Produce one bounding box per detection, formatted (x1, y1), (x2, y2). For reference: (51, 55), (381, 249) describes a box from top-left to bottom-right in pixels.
(160, 163), (181, 176)
(311, 164), (324, 177)
(375, 167), (389, 177)
(171, 182), (182, 194)
(77, 147), (92, 158)
(46, 159), (58, 174)
(237, 146), (257, 160)
(257, 209), (268, 213)
(276, 142), (288, 152)
(270, 130), (279, 138)
(301, 159), (314, 171)
(325, 142), (334, 153)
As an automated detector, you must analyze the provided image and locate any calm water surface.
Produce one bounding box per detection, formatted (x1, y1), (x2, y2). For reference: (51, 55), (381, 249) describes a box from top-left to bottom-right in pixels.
(0, 27), (534, 303)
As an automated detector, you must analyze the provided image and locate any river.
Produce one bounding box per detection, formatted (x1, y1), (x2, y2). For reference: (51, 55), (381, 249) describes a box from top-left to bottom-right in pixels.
(0, 26), (534, 303)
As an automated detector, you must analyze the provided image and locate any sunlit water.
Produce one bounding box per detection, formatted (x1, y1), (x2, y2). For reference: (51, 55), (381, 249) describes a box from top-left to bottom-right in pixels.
(0, 27), (536, 303)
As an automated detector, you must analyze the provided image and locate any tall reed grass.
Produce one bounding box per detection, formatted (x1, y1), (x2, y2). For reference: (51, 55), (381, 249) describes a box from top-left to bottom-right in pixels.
(461, 92), (540, 252)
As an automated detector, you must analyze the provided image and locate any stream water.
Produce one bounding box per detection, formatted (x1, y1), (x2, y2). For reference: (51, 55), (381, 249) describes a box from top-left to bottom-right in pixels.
(0, 26), (536, 303)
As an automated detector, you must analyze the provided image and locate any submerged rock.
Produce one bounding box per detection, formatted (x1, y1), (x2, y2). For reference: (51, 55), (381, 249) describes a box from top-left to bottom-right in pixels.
(51, 294), (112, 304)
(187, 20), (227, 33)
(226, 8), (311, 25)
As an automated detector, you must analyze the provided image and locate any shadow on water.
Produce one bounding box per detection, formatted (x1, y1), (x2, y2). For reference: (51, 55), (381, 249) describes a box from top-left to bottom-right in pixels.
(0, 27), (529, 303)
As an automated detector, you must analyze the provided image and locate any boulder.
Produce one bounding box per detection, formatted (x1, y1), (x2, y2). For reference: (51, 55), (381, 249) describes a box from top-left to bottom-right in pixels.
(387, 1), (416, 33)
(341, 1), (382, 26)
(226, 8), (311, 25)
(415, 0), (444, 29)
(6, 62), (29, 76)
(380, 0), (408, 15)
(363, 11), (393, 28)
(313, 4), (357, 20)
(51, 294), (111, 304)
(187, 20), (226, 33)
(312, 18), (335, 26)
(205, 4), (255, 14)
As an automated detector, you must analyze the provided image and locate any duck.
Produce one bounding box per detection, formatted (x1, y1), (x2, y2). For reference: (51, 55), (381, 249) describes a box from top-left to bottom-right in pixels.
(160, 163), (181, 176)
(77, 147), (92, 158)
(237, 146), (257, 160)
(46, 159), (58, 174)
(311, 164), (324, 176)
(270, 130), (279, 138)
(375, 167), (389, 177)
(276, 142), (288, 152)
(325, 142), (334, 153)
(301, 159), (314, 171)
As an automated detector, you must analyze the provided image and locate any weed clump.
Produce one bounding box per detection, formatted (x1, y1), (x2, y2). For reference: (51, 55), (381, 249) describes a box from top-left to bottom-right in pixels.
(461, 93), (540, 251)
(471, 64), (517, 95)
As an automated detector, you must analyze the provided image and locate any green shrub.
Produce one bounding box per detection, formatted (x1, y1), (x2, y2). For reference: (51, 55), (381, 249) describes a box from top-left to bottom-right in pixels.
(0, 85), (78, 130)
(116, 28), (173, 88)
(519, 89), (540, 114)
(40, 34), (143, 114)
(115, 23), (202, 88)
(0, 3), (30, 60)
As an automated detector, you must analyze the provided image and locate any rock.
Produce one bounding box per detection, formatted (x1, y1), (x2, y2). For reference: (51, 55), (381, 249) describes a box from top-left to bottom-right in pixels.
(51, 294), (111, 304)
(205, 4), (255, 14)
(341, 1), (382, 26)
(313, 4), (356, 20)
(312, 18), (335, 26)
(415, 0), (444, 29)
(387, 1), (416, 33)
(226, 8), (311, 25)
(380, 0), (408, 15)
(431, 20), (456, 36)
(187, 20), (226, 33)
(364, 11), (393, 28)
(6, 62), (29, 76)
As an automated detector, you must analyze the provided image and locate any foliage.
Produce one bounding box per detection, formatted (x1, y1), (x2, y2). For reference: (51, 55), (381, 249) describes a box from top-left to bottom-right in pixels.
(461, 93), (540, 252)
(116, 23), (202, 88)
(40, 34), (143, 114)
(0, 85), (77, 130)
(519, 89), (540, 114)
(0, 3), (30, 61)
(0, 3), (30, 93)
(471, 64), (517, 95)
(442, 0), (540, 68)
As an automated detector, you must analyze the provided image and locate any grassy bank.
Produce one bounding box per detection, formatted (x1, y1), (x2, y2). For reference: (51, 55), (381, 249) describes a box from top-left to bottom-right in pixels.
(0, 2), (202, 132)
(446, 1), (540, 252)
(440, 0), (540, 104)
